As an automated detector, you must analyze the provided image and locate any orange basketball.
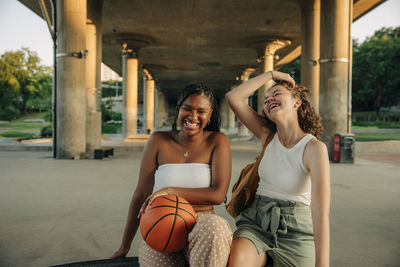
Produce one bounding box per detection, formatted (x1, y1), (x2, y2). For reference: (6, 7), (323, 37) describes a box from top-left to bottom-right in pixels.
(139, 194), (197, 253)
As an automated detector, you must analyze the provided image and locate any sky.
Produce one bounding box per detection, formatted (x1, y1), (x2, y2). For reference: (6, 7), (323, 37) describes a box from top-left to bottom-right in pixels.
(0, 0), (399, 67)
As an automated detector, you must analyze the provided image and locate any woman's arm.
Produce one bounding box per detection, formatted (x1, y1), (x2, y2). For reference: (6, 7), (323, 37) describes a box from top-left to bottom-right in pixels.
(111, 133), (160, 258)
(305, 139), (331, 267)
(148, 132), (232, 206)
(225, 71), (295, 141)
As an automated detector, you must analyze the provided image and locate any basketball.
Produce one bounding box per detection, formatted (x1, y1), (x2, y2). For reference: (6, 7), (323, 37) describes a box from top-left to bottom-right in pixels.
(139, 194), (197, 253)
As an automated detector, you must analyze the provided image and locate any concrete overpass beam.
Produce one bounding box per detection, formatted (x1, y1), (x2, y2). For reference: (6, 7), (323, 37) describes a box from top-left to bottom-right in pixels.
(319, 0), (352, 158)
(56, 0), (87, 159)
(300, 0), (321, 111)
(85, 0), (102, 157)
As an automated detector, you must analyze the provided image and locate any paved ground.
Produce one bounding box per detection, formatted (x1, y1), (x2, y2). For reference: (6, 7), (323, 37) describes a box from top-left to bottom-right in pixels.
(0, 139), (399, 267)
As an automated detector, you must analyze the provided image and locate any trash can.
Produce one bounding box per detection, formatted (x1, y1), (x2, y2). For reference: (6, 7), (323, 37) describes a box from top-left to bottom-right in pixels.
(333, 133), (355, 163)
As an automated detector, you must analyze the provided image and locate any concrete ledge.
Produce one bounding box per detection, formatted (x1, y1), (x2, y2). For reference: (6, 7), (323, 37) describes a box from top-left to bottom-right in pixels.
(124, 134), (151, 142)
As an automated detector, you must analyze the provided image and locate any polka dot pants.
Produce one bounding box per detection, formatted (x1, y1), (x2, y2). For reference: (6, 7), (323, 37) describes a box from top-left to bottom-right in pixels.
(139, 212), (232, 267)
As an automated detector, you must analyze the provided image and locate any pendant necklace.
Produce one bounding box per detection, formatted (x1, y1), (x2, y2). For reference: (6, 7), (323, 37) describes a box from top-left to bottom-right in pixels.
(182, 144), (190, 157)
(179, 135), (189, 157)
(180, 142), (189, 157)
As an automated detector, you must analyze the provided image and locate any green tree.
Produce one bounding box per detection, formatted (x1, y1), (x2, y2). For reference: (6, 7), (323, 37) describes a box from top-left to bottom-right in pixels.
(352, 27), (400, 116)
(0, 105), (20, 125)
(26, 66), (52, 112)
(0, 52), (20, 121)
(0, 48), (52, 118)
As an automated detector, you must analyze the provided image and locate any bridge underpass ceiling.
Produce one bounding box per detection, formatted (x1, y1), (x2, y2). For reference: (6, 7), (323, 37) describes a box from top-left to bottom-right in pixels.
(19, 0), (385, 101)
(101, 0), (302, 100)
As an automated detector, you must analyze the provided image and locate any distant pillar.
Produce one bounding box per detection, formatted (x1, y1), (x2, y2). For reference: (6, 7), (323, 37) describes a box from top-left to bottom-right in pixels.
(163, 95), (169, 126)
(220, 97), (228, 129)
(85, 0), (102, 157)
(319, 0), (352, 158)
(238, 68), (256, 136)
(300, 0), (320, 111)
(155, 89), (161, 128)
(257, 40), (291, 114)
(155, 89), (166, 129)
(145, 78), (155, 134)
(228, 104), (236, 131)
(56, 0), (87, 159)
(122, 45), (138, 139)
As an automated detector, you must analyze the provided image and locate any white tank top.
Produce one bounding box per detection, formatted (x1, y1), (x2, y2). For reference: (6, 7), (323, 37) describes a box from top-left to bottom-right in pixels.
(154, 163), (211, 191)
(257, 133), (315, 205)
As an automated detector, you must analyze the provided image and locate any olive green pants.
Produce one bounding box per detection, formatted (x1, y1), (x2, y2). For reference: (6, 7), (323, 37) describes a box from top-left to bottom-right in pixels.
(234, 195), (315, 267)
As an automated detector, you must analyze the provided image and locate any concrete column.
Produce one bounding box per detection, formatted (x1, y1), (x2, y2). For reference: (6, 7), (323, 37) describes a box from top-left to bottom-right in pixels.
(122, 49), (138, 139)
(142, 75), (147, 134)
(300, 0), (320, 111)
(145, 78), (155, 134)
(85, 0), (102, 157)
(155, 89), (161, 128)
(56, 0), (87, 159)
(220, 97), (228, 129)
(219, 91), (236, 132)
(163, 95), (169, 126)
(155, 89), (165, 129)
(319, 0), (352, 158)
(257, 40), (291, 114)
(227, 104), (236, 131)
(238, 68), (256, 136)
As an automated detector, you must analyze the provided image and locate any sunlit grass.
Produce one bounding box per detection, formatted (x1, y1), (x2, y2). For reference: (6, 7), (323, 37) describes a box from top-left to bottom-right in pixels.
(0, 112), (49, 138)
(0, 131), (37, 139)
(352, 121), (400, 129)
(355, 133), (400, 142)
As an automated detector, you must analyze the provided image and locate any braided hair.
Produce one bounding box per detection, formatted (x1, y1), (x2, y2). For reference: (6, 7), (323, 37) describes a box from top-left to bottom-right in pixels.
(172, 83), (220, 132)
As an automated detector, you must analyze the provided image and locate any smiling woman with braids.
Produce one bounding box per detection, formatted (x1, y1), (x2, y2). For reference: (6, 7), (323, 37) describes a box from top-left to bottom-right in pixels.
(112, 83), (232, 267)
(226, 71), (330, 267)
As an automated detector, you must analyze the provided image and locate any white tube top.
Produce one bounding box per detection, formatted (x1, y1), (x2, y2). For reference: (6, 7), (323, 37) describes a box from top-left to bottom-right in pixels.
(154, 163), (211, 191)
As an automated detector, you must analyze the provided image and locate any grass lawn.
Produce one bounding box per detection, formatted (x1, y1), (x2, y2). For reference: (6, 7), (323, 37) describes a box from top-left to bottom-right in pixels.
(0, 112), (50, 139)
(352, 121), (400, 129)
(352, 121), (400, 141)
(354, 133), (400, 142)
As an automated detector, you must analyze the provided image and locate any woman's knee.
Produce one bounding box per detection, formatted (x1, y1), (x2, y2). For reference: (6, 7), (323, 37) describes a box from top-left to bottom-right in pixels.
(228, 238), (267, 267)
(192, 214), (232, 242)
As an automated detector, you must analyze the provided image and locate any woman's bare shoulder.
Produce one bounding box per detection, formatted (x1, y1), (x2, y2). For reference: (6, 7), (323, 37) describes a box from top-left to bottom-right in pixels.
(304, 138), (329, 169)
(148, 131), (176, 145)
(206, 131), (229, 146)
(306, 138), (327, 154)
(207, 131), (227, 138)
